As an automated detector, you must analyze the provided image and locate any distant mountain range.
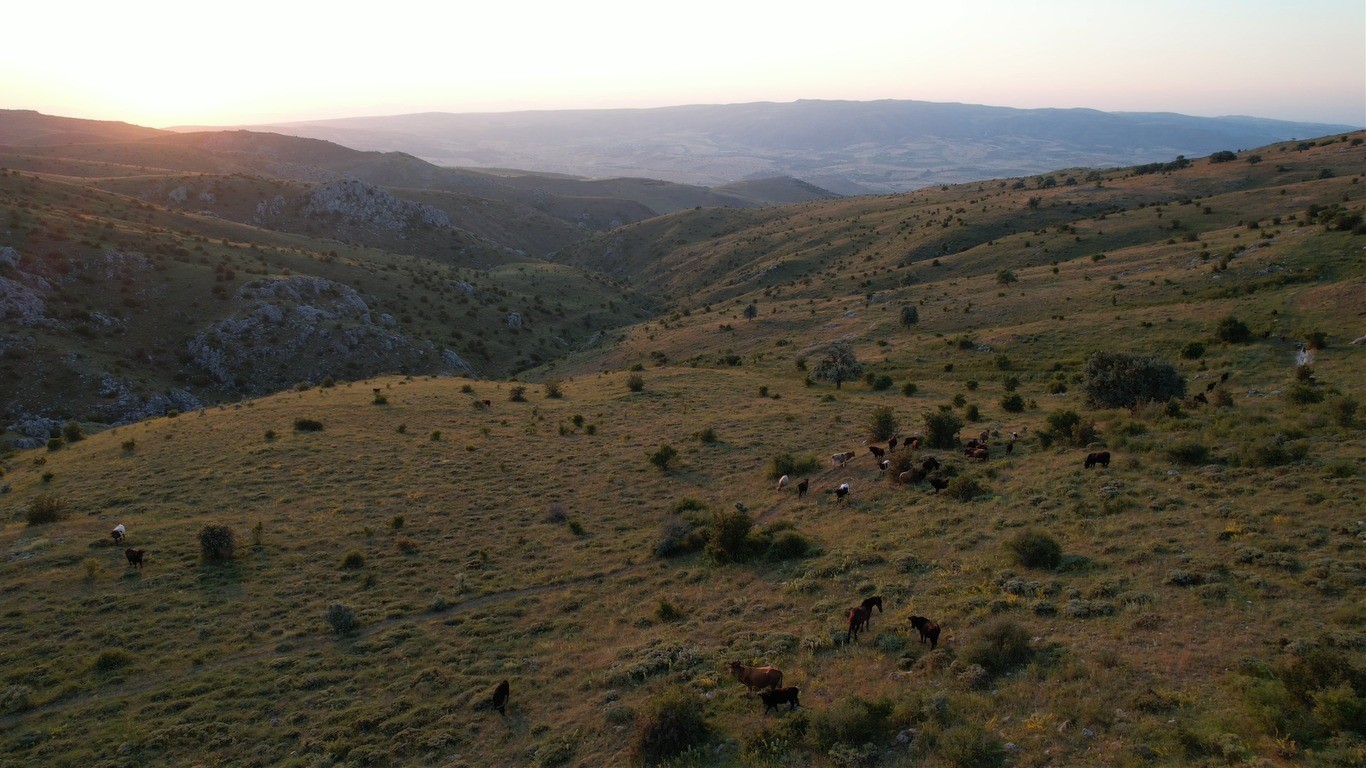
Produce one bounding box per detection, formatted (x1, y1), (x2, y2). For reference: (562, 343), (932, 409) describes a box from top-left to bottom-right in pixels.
(194, 99), (1361, 193)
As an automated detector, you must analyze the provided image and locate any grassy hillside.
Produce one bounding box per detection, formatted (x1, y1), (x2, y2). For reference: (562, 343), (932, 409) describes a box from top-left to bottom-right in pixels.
(0, 134), (1361, 767)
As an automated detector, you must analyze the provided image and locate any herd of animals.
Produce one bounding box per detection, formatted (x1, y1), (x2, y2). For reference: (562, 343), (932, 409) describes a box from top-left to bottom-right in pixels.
(777, 429), (1112, 503)
(103, 425), (1114, 722)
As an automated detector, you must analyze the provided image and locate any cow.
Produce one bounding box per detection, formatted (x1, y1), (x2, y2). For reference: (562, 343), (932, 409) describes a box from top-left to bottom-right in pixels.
(909, 616), (941, 650)
(1084, 451), (1111, 469)
(868, 445), (885, 459)
(111, 524), (125, 544)
(729, 662), (783, 693)
(759, 686), (801, 713)
(832, 451), (855, 467)
(968, 447), (989, 461)
(125, 548), (145, 569)
(797, 479), (809, 498)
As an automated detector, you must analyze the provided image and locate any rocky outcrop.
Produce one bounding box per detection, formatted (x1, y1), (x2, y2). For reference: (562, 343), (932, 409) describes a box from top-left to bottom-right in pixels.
(187, 276), (469, 393)
(300, 179), (451, 233)
(0, 247), (51, 327)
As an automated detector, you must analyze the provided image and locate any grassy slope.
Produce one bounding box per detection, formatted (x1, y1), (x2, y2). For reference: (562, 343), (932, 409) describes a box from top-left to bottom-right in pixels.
(0, 136), (1362, 767)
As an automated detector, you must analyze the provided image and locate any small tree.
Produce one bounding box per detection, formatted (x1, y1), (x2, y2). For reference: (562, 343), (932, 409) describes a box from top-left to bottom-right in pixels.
(626, 373), (645, 392)
(62, 421), (83, 443)
(199, 524), (237, 562)
(1083, 351), (1186, 408)
(707, 506), (754, 563)
(900, 305), (919, 328)
(743, 303), (758, 321)
(811, 342), (864, 389)
(868, 406), (900, 441)
(1215, 315), (1252, 344)
(996, 269), (1018, 285)
(923, 410), (964, 449)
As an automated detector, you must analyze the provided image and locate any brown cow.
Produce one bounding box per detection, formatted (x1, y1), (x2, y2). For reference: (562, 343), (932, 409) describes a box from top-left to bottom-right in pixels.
(1084, 451), (1111, 469)
(797, 478), (809, 498)
(729, 662), (783, 693)
(491, 679), (510, 716)
(125, 548), (145, 569)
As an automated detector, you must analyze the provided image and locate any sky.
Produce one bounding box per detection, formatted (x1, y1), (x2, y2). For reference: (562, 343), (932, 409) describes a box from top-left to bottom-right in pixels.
(5, 0), (1363, 128)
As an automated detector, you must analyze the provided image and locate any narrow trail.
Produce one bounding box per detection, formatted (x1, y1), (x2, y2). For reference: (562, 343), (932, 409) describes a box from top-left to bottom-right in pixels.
(1, 458), (866, 730)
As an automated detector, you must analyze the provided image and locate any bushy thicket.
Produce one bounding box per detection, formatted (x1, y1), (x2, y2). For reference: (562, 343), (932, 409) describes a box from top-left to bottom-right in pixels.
(1007, 530), (1062, 569)
(923, 410), (964, 449)
(962, 619), (1033, 677)
(633, 686), (710, 764)
(199, 524), (237, 562)
(25, 494), (68, 525)
(1083, 351), (1185, 408)
(769, 452), (821, 481)
(867, 406), (900, 441)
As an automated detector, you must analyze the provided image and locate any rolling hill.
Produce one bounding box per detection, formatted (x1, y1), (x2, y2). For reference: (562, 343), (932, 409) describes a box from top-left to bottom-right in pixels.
(0, 123), (1361, 767)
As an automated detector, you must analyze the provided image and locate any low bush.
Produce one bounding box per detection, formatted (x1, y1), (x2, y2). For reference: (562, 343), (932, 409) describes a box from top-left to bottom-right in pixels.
(25, 494), (68, 525)
(936, 722), (1006, 768)
(543, 379), (564, 399)
(1166, 441), (1212, 465)
(1083, 351), (1185, 408)
(293, 418), (324, 432)
(627, 373), (645, 392)
(633, 686), (710, 764)
(766, 529), (814, 560)
(962, 619), (1033, 676)
(923, 411), (964, 449)
(326, 603), (359, 635)
(943, 476), (986, 502)
(769, 452), (821, 481)
(1000, 393), (1025, 413)
(648, 444), (677, 472)
(199, 524), (237, 562)
(807, 695), (895, 752)
(707, 507), (755, 563)
(1007, 530), (1062, 569)
(342, 551), (365, 569)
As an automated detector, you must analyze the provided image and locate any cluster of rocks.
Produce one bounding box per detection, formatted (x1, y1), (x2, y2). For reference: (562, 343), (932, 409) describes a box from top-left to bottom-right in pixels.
(0, 247), (53, 327)
(299, 179), (451, 233)
(186, 276), (475, 393)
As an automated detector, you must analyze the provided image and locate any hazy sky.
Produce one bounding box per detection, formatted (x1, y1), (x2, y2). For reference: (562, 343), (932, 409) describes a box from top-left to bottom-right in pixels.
(6, 0), (1363, 127)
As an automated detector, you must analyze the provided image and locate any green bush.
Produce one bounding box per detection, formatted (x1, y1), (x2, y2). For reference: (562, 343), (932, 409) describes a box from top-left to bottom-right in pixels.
(91, 648), (135, 674)
(649, 444), (677, 472)
(807, 695), (894, 752)
(769, 452), (821, 480)
(1083, 351), (1186, 408)
(25, 494), (68, 525)
(707, 507), (755, 563)
(543, 379), (564, 399)
(962, 619), (1033, 676)
(655, 517), (703, 558)
(1007, 530), (1062, 569)
(46, 437), (62, 452)
(1180, 341), (1205, 360)
(199, 524), (237, 562)
(508, 385), (527, 402)
(293, 418), (324, 432)
(867, 406), (900, 441)
(901, 382), (918, 396)
(342, 551), (366, 569)
(627, 373), (645, 392)
(943, 476), (985, 502)
(62, 421), (83, 443)
(936, 722), (1006, 768)
(633, 686), (710, 764)
(766, 529), (814, 560)
(1000, 393), (1025, 413)
(1166, 441), (1211, 465)
(923, 410), (964, 449)
(325, 603), (359, 635)
(1216, 315), (1252, 344)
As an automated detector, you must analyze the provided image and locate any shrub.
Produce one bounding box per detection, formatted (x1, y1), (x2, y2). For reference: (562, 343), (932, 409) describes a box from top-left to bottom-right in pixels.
(696, 426), (717, 443)
(871, 374), (894, 391)
(649, 444), (677, 472)
(769, 452), (821, 480)
(264, 430), (276, 441)
(1286, 381), (1324, 405)
(943, 476), (985, 502)
(923, 410), (964, 449)
(372, 393), (387, 405)
(1180, 341), (1205, 359)
(766, 529), (814, 560)
(811, 342), (864, 389)
(91, 648), (135, 674)
(543, 379), (564, 399)
(341, 551), (365, 569)
(937, 722), (1006, 768)
(46, 437), (62, 452)
(1334, 396), (1359, 427)
(633, 686), (710, 764)
(1000, 393), (1025, 413)
(325, 603), (359, 635)
(655, 599), (683, 622)
(867, 406), (900, 441)
(293, 418), (324, 432)
(901, 382), (918, 396)
(62, 421), (83, 443)
(962, 619), (1033, 676)
(1215, 315), (1252, 344)
(121, 439), (136, 452)
(964, 404), (980, 422)
(707, 506), (755, 563)
(1167, 441), (1211, 465)
(626, 373), (645, 392)
(509, 386), (527, 402)
(655, 517), (703, 558)
(1044, 409), (1097, 446)
(1083, 351), (1186, 408)
(199, 524), (237, 562)
(25, 494), (68, 525)
(807, 695), (894, 752)
(1007, 530), (1062, 569)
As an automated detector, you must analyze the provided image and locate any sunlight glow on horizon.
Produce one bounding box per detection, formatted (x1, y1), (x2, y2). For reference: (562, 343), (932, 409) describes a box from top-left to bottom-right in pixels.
(5, 0), (1363, 128)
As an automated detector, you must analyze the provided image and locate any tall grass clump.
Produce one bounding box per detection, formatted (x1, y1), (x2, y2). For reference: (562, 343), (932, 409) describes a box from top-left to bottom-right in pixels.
(633, 686), (710, 764)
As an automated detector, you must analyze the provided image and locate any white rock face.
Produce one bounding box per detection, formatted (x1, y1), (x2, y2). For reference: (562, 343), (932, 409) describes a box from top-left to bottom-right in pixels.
(299, 179), (451, 232)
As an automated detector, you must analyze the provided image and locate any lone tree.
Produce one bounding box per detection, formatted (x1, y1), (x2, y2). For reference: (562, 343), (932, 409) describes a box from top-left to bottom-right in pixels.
(811, 342), (864, 389)
(900, 305), (919, 328)
(1083, 351), (1186, 408)
(743, 303), (758, 321)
